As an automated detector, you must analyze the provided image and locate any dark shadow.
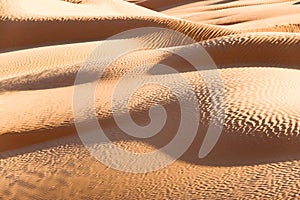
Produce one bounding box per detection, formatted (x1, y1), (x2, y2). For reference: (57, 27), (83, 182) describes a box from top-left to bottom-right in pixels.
(0, 16), (235, 53)
(211, 0), (238, 5)
(1, 99), (300, 168)
(156, 0), (199, 11)
(217, 19), (249, 26)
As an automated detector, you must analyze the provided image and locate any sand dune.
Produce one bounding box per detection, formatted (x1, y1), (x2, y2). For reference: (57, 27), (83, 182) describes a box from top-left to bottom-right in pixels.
(0, 0), (238, 52)
(161, 0), (300, 31)
(1, 0), (300, 199)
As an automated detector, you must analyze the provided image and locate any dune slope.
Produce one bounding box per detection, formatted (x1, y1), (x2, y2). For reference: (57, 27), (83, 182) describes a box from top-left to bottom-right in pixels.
(0, 0), (300, 199)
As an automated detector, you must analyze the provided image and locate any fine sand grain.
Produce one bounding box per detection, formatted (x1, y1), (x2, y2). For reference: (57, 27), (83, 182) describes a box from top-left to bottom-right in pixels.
(0, 0), (300, 199)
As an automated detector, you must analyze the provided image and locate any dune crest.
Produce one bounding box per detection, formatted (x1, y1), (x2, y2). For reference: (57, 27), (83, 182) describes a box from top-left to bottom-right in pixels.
(0, 0), (300, 199)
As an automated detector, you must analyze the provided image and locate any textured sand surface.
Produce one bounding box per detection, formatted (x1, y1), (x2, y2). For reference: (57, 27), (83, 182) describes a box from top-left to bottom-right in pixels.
(1, 0), (300, 199)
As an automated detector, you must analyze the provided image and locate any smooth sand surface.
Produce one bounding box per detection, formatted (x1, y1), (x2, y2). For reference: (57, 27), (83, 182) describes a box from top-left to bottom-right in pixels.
(1, 0), (300, 199)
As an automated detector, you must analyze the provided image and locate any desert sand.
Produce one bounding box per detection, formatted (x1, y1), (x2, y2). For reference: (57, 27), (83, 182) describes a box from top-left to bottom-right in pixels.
(0, 0), (300, 199)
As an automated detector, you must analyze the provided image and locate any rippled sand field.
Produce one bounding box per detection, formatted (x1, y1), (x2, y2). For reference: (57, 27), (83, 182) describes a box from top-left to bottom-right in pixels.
(1, 0), (300, 199)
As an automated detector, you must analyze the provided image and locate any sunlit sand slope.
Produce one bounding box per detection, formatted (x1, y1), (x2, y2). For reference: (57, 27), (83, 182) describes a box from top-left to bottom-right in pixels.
(0, 0), (300, 199)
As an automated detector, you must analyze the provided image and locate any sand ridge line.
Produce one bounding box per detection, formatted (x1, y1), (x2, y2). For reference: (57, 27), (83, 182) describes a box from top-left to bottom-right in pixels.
(0, 0), (300, 198)
(1, 32), (300, 92)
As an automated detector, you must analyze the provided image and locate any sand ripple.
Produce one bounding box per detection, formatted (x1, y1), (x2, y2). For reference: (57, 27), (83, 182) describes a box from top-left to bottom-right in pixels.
(1, 0), (300, 198)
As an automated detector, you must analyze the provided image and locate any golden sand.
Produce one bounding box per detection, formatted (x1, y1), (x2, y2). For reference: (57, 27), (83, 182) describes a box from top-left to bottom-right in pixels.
(0, 0), (300, 199)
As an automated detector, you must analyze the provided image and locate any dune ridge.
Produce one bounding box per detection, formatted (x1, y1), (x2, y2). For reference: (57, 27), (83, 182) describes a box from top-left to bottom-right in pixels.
(0, 16), (238, 53)
(0, 0), (238, 52)
(161, 0), (300, 31)
(0, 0), (300, 199)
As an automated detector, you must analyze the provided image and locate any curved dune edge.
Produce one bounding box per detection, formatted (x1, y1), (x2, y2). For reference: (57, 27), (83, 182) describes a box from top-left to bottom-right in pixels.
(1, 133), (300, 199)
(0, 33), (300, 152)
(0, 0), (238, 52)
(3, 0), (300, 53)
(160, 0), (300, 31)
(1, 0), (300, 199)
(0, 15), (239, 52)
(1, 32), (300, 89)
(245, 23), (300, 33)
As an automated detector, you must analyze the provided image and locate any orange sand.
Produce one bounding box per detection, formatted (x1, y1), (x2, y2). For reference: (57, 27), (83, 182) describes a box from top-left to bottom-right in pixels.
(0, 0), (300, 199)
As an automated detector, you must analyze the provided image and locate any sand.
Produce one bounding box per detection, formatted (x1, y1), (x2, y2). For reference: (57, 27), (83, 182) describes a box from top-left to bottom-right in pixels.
(0, 0), (300, 199)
